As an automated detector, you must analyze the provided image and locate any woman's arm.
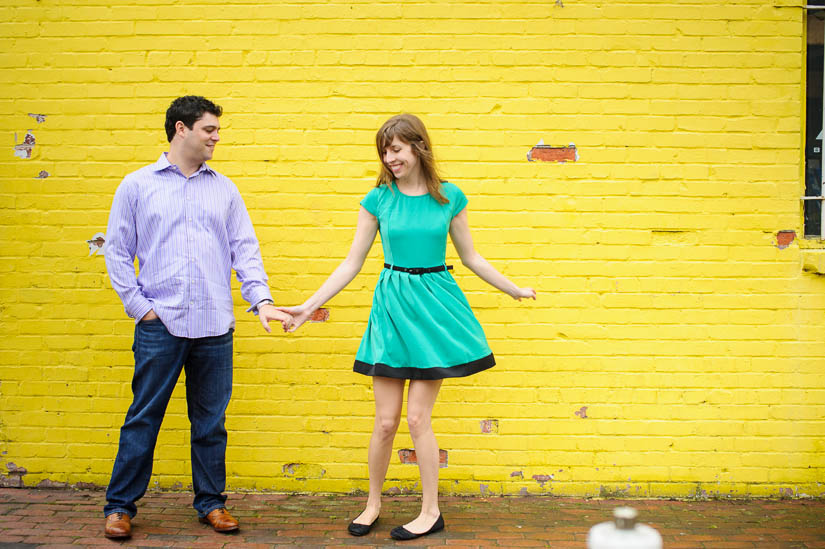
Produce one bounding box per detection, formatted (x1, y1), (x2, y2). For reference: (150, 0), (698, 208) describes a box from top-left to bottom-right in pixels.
(449, 207), (536, 301)
(279, 206), (379, 331)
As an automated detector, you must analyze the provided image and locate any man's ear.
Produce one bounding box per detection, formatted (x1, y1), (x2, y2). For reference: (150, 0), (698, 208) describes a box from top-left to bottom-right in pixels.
(175, 120), (187, 137)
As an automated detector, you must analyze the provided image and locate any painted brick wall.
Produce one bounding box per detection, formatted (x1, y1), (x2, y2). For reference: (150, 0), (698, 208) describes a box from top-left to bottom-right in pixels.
(1, 0), (823, 498)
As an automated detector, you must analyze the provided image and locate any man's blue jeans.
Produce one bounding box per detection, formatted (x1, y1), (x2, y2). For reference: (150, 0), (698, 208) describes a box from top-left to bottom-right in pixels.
(104, 319), (233, 518)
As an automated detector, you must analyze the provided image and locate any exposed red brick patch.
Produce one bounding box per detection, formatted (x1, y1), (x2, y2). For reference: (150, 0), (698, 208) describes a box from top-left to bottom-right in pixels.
(309, 308), (329, 322)
(480, 419), (498, 433)
(574, 406), (588, 418)
(527, 144), (577, 162)
(776, 230), (796, 249)
(398, 449), (448, 468)
(532, 474), (553, 487)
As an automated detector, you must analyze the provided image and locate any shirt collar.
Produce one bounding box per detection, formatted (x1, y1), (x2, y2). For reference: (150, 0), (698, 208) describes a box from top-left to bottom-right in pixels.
(152, 152), (216, 176)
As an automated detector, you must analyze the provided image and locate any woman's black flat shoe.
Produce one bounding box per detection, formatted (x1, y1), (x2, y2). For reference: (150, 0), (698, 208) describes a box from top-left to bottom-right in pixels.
(347, 515), (379, 536)
(390, 514), (445, 540)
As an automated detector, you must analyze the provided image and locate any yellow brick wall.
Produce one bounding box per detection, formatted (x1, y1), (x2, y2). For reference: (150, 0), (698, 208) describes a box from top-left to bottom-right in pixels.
(1, 0), (823, 498)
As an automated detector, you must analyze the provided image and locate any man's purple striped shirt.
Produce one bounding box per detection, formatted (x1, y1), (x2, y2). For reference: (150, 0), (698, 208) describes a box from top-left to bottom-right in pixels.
(105, 153), (272, 338)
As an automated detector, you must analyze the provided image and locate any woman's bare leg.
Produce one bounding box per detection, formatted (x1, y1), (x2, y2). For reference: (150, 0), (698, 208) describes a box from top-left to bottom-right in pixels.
(401, 378), (443, 533)
(352, 376), (405, 525)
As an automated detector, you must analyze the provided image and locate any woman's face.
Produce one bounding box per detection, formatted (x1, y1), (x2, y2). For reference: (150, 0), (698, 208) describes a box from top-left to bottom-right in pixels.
(383, 136), (420, 180)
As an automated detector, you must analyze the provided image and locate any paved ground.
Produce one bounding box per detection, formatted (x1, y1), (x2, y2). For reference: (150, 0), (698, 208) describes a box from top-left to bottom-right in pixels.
(0, 488), (823, 548)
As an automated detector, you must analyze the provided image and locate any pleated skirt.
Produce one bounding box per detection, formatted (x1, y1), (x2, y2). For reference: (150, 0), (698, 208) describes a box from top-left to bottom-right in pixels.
(354, 268), (495, 380)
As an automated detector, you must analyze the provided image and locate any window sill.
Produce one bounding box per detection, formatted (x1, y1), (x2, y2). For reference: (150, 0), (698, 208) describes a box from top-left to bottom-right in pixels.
(797, 235), (825, 250)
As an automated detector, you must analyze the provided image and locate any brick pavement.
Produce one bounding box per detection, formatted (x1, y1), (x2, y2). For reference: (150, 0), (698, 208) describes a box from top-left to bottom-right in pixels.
(0, 488), (823, 548)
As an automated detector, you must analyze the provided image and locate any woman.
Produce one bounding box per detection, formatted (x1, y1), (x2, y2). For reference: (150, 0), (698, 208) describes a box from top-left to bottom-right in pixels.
(279, 114), (535, 540)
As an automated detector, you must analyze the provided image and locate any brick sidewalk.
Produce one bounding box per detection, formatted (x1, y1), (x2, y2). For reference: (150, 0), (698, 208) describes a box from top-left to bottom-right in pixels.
(0, 488), (823, 548)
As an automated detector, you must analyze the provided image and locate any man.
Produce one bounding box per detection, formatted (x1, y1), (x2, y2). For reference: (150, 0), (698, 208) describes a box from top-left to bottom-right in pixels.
(102, 96), (291, 539)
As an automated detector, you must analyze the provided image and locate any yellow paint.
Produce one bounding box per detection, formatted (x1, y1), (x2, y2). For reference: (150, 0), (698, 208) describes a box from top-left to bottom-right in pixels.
(1, 1), (823, 498)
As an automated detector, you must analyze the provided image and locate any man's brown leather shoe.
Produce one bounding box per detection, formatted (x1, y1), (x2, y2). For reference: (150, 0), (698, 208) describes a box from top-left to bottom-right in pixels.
(104, 512), (131, 539)
(199, 508), (239, 532)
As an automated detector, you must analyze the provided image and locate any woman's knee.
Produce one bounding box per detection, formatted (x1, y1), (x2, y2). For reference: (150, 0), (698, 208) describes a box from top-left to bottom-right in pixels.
(375, 414), (401, 438)
(406, 411), (432, 436)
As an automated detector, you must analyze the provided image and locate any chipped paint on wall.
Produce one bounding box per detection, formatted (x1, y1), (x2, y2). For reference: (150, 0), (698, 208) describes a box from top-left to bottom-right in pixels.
(309, 308), (329, 322)
(28, 113), (46, 124)
(34, 170), (49, 179)
(0, 462), (28, 488)
(398, 448), (448, 468)
(87, 232), (106, 256)
(480, 419), (499, 434)
(775, 230), (796, 249)
(384, 483), (419, 496)
(281, 463), (325, 479)
(13, 131), (35, 159)
(574, 406), (588, 418)
(527, 139), (578, 162)
(36, 479), (69, 489)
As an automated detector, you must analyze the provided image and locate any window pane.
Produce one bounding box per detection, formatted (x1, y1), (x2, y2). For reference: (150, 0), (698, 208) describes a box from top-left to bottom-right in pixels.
(805, 159), (822, 237)
(805, 15), (824, 237)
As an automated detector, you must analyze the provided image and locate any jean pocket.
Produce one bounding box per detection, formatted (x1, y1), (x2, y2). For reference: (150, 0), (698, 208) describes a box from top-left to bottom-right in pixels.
(139, 318), (163, 325)
(137, 318), (167, 335)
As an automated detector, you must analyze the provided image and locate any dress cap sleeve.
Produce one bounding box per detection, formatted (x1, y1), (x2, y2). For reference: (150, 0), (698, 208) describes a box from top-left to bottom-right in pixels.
(360, 186), (382, 216)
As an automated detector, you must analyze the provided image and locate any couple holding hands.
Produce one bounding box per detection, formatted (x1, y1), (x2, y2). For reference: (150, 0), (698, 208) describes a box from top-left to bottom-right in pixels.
(102, 95), (536, 540)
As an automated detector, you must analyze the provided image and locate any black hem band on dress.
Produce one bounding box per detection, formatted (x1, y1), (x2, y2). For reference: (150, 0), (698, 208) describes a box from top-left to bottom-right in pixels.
(353, 353), (495, 380)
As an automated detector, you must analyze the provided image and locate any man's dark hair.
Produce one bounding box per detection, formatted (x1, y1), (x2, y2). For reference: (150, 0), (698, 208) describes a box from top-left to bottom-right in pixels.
(165, 96), (223, 142)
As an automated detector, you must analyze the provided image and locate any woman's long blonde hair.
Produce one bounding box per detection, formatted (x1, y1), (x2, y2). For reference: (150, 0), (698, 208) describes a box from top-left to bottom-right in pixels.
(375, 114), (447, 204)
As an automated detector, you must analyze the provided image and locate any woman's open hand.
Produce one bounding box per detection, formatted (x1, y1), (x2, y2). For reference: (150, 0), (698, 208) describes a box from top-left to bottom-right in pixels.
(512, 287), (536, 301)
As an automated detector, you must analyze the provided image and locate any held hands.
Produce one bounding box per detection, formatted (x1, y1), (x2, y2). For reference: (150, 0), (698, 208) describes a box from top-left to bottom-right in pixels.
(512, 287), (537, 301)
(258, 304), (294, 333)
(275, 305), (313, 333)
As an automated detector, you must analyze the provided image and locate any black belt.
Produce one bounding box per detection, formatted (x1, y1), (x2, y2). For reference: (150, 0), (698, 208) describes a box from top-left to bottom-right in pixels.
(384, 263), (453, 275)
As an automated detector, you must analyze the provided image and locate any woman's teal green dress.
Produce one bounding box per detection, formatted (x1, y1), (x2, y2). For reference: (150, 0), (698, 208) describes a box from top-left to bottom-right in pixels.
(354, 181), (495, 380)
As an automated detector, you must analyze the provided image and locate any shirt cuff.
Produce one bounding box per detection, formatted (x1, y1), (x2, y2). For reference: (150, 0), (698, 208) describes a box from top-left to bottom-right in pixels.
(129, 299), (154, 324)
(248, 299), (274, 316)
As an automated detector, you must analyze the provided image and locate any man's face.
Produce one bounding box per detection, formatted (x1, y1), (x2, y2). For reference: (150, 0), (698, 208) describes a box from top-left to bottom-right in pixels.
(180, 112), (220, 163)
